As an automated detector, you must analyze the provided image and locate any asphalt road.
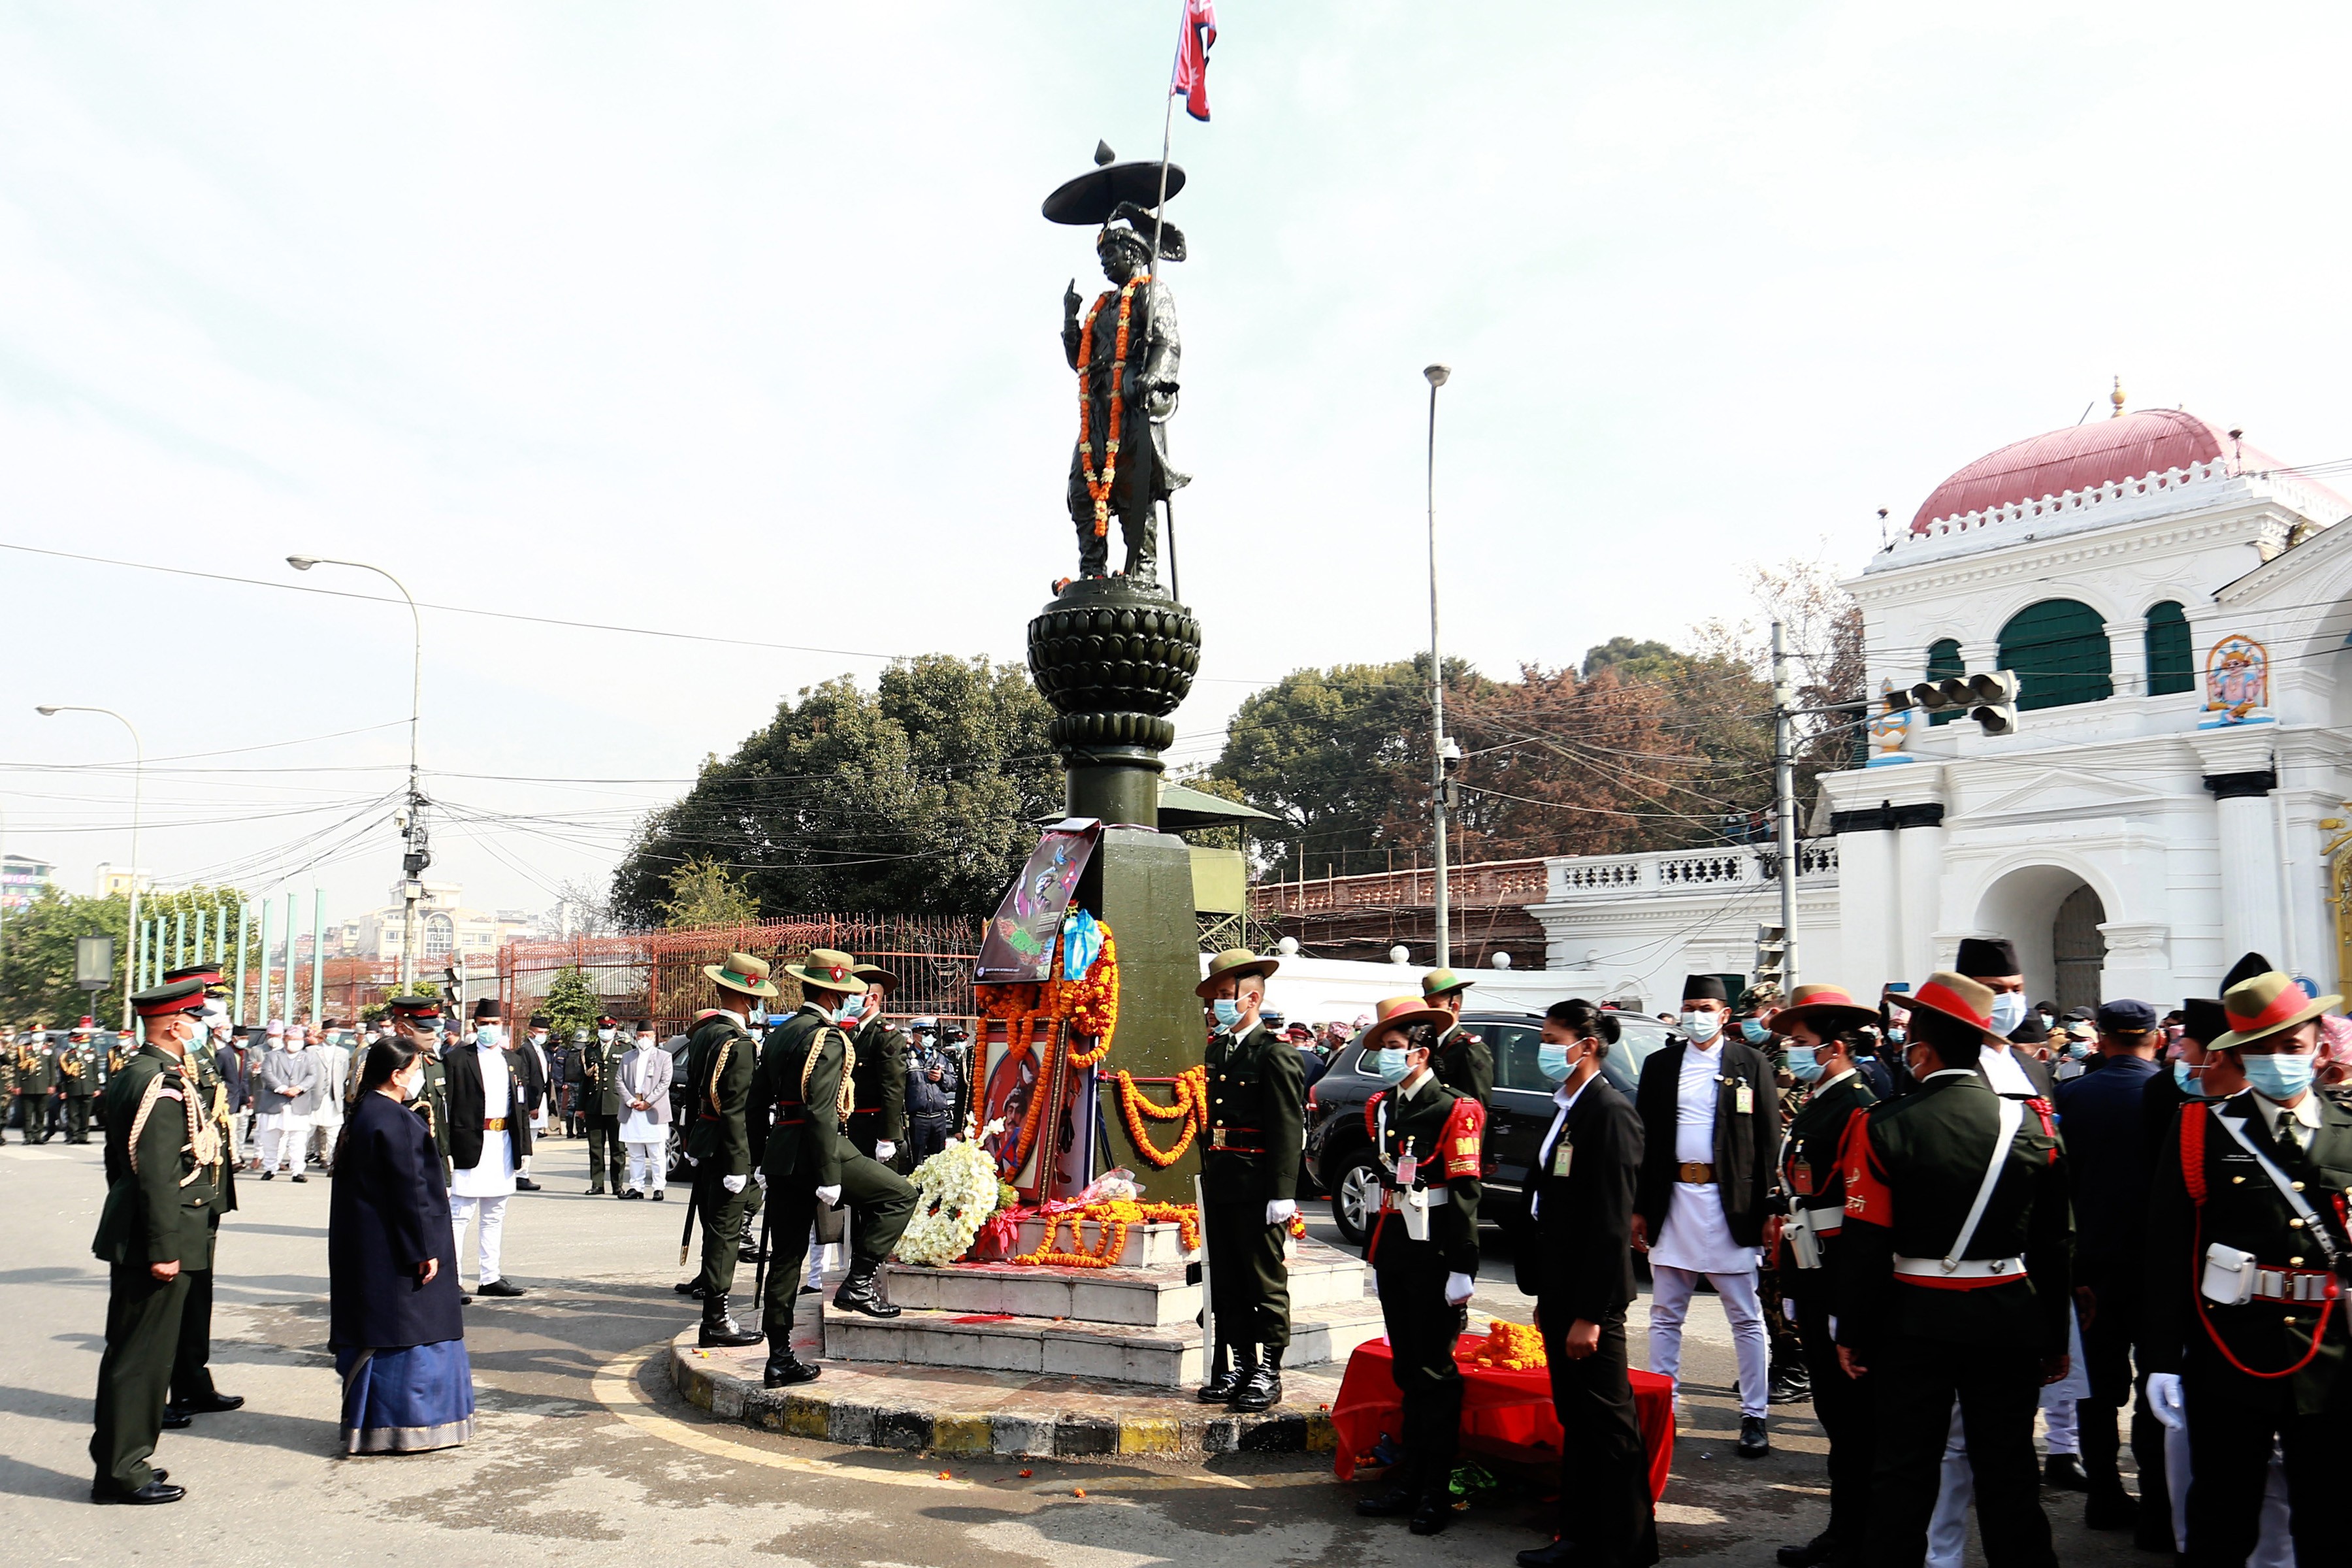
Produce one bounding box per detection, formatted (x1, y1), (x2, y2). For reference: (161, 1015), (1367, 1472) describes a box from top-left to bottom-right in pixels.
(2, 1130), (2153, 1567)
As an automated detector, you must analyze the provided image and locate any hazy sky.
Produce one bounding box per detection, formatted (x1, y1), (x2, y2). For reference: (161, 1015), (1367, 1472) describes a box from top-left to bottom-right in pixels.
(7, 1), (2352, 925)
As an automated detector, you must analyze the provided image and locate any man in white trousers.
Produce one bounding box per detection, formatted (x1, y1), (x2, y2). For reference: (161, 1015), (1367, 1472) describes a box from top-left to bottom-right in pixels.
(254, 1021), (316, 1181)
(446, 998), (531, 1299)
(617, 1021), (672, 1200)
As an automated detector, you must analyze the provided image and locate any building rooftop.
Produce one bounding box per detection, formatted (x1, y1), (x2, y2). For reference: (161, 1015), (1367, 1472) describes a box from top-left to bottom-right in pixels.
(1909, 408), (2275, 533)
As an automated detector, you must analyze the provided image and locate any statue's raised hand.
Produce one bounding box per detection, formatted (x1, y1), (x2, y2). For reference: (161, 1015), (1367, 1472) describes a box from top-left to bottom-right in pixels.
(1063, 278), (1082, 318)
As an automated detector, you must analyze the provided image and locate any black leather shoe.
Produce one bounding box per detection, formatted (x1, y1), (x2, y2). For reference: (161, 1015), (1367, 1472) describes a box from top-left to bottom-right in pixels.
(1738, 1414), (1771, 1458)
(1778, 1531), (1837, 1567)
(478, 1278), (526, 1298)
(93, 1479), (185, 1505)
(587, 1184), (606, 1196)
(1518, 1538), (1578, 1568)
(1356, 1483), (1418, 1518)
(514, 1177), (541, 1192)
(675, 1280), (706, 1298)
(1409, 1491), (1454, 1535)
(738, 1244), (766, 1264)
(699, 1294), (763, 1348)
(1769, 1363), (1812, 1405)
(649, 1190), (664, 1202)
(174, 1392), (244, 1414)
(834, 1260), (901, 1319)
(2085, 1487), (2139, 1531)
(762, 1353), (822, 1388)
(159, 1407), (193, 1429)
(2044, 1454), (2090, 1492)
(1196, 1343), (1240, 1403)
(797, 1283), (820, 1295)
(259, 1171), (274, 1181)
(289, 1172), (307, 1183)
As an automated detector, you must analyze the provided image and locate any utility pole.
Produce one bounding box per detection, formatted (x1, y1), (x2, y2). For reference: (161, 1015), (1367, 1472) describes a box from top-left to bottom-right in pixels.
(1424, 363), (1454, 968)
(1771, 621), (1801, 990)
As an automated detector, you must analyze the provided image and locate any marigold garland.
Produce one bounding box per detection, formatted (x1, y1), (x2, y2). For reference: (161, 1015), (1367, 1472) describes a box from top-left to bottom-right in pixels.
(1114, 1065), (1209, 1168)
(1076, 275), (1148, 540)
(1010, 1198), (1203, 1268)
(1463, 1318), (1548, 1373)
(976, 924), (1124, 1180)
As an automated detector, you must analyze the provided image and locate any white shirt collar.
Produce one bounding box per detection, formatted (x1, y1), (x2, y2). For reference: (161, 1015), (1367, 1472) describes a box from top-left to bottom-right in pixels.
(1398, 1068), (1433, 1102)
(1556, 1073), (1594, 1115)
(1811, 1067), (1858, 1095)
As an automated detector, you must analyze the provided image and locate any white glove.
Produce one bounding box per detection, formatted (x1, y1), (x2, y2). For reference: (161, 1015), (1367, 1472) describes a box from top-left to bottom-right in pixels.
(817, 1184), (843, 1208)
(2146, 1371), (2185, 1431)
(720, 1173), (747, 1194)
(1444, 1271), (1475, 1306)
(875, 1141), (897, 1162)
(683, 1152), (699, 1166)
(753, 1171), (768, 1190)
(1266, 1198), (1298, 1226)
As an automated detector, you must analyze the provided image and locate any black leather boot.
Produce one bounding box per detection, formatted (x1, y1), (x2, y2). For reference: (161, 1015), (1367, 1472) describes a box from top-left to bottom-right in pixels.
(698, 1292), (763, 1348)
(1234, 1345), (1281, 1412)
(1196, 1342), (1239, 1403)
(763, 1350), (821, 1388)
(834, 1258), (902, 1319)
(1224, 1344), (1260, 1409)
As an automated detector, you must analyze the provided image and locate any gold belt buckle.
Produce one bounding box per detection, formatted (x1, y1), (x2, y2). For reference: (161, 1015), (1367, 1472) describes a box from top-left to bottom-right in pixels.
(1211, 1126), (1225, 1149)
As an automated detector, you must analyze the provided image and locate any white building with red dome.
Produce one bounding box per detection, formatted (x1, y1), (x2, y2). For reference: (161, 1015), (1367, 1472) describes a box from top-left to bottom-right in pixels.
(1821, 396), (2352, 1009)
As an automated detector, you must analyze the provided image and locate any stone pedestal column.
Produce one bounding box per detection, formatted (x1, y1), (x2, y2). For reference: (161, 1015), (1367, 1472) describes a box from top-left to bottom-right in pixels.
(1894, 808), (1948, 986)
(1829, 807), (1897, 999)
(2206, 767), (2283, 971)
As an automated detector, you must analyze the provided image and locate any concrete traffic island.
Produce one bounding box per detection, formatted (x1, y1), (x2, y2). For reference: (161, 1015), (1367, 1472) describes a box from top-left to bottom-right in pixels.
(667, 1233), (1383, 1460)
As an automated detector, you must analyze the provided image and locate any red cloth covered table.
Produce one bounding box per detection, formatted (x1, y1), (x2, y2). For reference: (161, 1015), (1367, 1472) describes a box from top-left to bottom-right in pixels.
(1329, 1334), (1674, 1501)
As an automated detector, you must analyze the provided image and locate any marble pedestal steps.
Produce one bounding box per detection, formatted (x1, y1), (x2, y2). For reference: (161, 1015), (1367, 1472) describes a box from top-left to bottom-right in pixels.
(828, 1230), (1383, 1388)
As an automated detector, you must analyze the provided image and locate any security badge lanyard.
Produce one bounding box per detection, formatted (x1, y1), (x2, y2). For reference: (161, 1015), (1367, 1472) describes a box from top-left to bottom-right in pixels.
(1729, 1073), (1754, 1115)
(1380, 1101), (1433, 1241)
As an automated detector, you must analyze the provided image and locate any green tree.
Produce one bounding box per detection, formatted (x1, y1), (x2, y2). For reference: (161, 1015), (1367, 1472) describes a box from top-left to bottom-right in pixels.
(542, 966), (603, 1039)
(0, 883), (257, 1027)
(612, 654), (1058, 924)
(659, 857), (758, 930)
(1208, 660), (1433, 881)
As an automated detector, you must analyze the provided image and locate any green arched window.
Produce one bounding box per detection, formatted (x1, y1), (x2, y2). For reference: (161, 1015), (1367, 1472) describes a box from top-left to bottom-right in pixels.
(1999, 599), (2114, 711)
(1924, 637), (1963, 725)
(2145, 600), (2193, 696)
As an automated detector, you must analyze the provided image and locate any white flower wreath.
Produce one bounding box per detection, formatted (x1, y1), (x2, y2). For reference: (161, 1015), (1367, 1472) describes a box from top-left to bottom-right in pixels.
(894, 1135), (1003, 1267)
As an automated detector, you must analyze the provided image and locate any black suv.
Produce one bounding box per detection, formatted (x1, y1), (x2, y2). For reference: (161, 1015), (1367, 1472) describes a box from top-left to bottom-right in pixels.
(1303, 1007), (1675, 1246)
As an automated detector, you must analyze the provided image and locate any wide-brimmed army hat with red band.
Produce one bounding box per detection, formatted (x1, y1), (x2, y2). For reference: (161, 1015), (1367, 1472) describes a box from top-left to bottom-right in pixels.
(2210, 970), (2342, 1053)
(1361, 994), (1454, 1051)
(781, 948), (863, 996)
(1900, 971), (2011, 1047)
(705, 951), (785, 1000)
(1768, 983), (1879, 1038)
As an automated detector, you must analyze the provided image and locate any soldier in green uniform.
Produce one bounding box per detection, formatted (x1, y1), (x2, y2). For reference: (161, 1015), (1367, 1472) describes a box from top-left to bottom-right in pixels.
(680, 952), (769, 1348)
(90, 977), (225, 1505)
(2140, 968), (2352, 1565)
(1420, 967), (1493, 1109)
(1194, 947), (1306, 1413)
(846, 963), (909, 1169)
(387, 998), (450, 1164)
(1765, 985), (1880, 1568)
(16, 1028), (58, 1142)
(1352, 994), (1486, 1536)
(61, 1021), (100, 1142)
(580, 1019), (626, 1194)
(155, 966), (244, 1424)
(0, 1031), (15, 1127)
(1835, 970), (2072, 1568)
(749, 949), (918, 1387)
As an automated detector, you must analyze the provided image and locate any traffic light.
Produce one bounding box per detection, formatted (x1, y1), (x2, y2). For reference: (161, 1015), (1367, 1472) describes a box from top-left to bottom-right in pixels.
(1897, 671), (2021, 735)
(1753, 923), (1788, 992)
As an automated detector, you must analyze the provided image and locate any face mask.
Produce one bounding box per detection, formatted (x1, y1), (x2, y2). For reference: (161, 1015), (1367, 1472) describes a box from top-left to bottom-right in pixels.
(1537, 1043), (1574, 1083)
(2172, 1059), (2206, 1096)
(636, 1036), (655, 1051)
(529, 1032), (547, 1046)
(1885, 1026), (1906, 1045)
(1988, 993), (2028, 1034)
(2239, 1051), (2316, 1102)
(1680, 1009), (1723, 1043)
(476, 1026), (499, 1047)
(1786, 1048), (1826, 1083)
(1211, 998), (1243, 1031)
(1740, 1019), (1771, 1045)
(1374, 1046), (1409, 1084)
(399, 1069), (423, 1102)
(597, 1028), (615, 1043)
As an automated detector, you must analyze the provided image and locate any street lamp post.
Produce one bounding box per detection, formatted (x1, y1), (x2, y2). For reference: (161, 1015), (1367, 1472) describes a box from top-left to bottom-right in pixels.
(289, 555), (426, 988)
(37, 704), (144, 1028)
(1422, 364), (1454, 969)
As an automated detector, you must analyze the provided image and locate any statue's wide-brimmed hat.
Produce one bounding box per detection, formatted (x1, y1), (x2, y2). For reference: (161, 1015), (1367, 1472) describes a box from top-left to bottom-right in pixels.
(1903, 972), (2011, 1047)
(1196, 947), (1278, 999)
(1043, 159), (1187, 226)
(704, 951), (782, 1000)
(1362, 995), (1453, 1051)
(783, 949), (866, 995)
(849, 962), (900, 993)
(2211, 970), (2341, 1053)
(1769, 984), (1879, 1038)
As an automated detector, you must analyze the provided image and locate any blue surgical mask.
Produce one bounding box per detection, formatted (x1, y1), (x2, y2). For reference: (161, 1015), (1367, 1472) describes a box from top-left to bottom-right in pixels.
(1885, 1026), (1906, 1045)
(1375, 1046), (1409, 1084)
(1537, 1043), (1573, 1083)
(1740, 1019), (1771, 1045)
(1680, 1009), (1723, 1043)
(2172, 1059), (2206, 1096)
(475, 1026), (498, 1047)
(1211, 998), (1243, 1031)
(2240, 1051), (2316, 1103)
(1786, 1049), (1825, 1084)
(1988, 992), (2029, 1035)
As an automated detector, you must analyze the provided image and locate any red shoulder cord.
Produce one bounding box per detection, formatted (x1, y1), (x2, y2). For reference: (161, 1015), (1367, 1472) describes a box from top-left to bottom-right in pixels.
(2184, 1102), (2337, 1379)
(1364, 1090), (1385, 1145)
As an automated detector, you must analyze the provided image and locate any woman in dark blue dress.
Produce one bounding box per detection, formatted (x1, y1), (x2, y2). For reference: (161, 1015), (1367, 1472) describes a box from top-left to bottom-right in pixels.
(328, 1037), (472, 1454)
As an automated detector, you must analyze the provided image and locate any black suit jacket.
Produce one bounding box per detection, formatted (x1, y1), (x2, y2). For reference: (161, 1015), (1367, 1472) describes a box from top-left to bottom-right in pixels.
(442, 1041), (535, 1173)
(1633, 1037), (1780, 1248)
(1514, 1074), (1642, 1324)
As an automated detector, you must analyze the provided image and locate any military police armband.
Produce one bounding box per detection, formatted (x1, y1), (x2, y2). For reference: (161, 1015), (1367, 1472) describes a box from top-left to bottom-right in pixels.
(1838, 1111), (1891, 1223)
(1441, 1096), (1485, 1179)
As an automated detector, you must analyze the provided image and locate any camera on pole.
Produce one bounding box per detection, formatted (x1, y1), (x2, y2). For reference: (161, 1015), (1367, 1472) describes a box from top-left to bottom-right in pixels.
(1893, 670), (2022, 735)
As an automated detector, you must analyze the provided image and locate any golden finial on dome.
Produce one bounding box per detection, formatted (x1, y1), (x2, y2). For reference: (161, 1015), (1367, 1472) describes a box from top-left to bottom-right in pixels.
(2110, 375), (2125, 418)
